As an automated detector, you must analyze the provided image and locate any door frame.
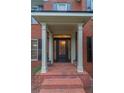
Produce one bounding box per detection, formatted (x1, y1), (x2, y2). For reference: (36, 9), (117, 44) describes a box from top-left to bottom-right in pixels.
(53, 38), (71, 62)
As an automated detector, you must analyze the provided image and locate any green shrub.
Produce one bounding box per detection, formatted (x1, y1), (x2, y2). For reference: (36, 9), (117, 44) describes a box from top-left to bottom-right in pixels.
(32, 65), (41, 74)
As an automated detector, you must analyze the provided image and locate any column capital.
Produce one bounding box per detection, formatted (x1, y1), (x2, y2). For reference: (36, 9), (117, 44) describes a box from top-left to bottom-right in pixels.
(40, 22), (46, 25)
(40, 22), (47, 30)
(78, 23), (84, 31)
(78, 23), (84, 26)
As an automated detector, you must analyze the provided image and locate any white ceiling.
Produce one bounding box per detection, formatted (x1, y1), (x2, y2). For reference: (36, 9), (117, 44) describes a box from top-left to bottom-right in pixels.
(34, 16), (90, 24)
(48, 24), (77, 34)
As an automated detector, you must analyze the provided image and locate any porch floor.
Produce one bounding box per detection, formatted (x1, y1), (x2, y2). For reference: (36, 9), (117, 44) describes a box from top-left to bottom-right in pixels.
(32, 63), (93, 93)
(40, 63), (82, 75)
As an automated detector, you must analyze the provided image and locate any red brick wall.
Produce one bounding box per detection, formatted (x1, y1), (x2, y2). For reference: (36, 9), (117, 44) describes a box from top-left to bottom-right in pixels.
(83, 18), (93, 76)
(31, 24), (42, 66)
(43, 0), (86, 11)
(81, 0), (87, 11)
(31, 24), (41, 39)
(31, 61), (41, 68)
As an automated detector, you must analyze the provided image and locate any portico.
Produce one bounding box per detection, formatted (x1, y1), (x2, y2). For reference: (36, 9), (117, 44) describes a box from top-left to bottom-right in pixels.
(31, 11), (92, 73)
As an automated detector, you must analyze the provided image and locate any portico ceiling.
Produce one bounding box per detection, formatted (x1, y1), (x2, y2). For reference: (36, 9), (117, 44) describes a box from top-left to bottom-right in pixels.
(32, 11), (93, 34)
(48, 24), (77, 34)
(31, 11), (93, 24)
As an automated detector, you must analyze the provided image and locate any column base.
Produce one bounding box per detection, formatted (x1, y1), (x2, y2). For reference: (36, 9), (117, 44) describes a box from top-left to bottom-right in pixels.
(77, 66), (83, 73)
(51, 60), (53, 64)
(71, 59), (74, 64)
(41, 66), (47, 73)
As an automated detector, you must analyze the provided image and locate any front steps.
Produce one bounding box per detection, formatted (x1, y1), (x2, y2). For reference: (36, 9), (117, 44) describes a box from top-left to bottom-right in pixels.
(41, 77), (83, 89)
(32, 73), (92, 93)
(40, 88), (86, 93)
(32, 63), (92, 93)
(40, 74), (85, 93)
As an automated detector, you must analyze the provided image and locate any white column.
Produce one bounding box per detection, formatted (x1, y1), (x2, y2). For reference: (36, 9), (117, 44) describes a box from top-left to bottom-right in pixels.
(49, 32), (53, 64)
(77, 23), (83, 72)
(71, 32), (76, 64)
(41, 23), (47, 73)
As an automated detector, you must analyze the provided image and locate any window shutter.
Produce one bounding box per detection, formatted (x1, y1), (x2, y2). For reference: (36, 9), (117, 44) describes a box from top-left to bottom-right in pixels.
(87, 37), (93, 62)
(38, 39), (42, 60)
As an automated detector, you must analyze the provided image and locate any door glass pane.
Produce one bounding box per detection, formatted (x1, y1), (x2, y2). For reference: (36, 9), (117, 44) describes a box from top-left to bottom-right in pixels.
(59, 40), (66, 55)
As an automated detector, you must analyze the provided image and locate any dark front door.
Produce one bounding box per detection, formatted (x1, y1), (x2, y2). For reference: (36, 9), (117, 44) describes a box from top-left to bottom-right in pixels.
(54, 39), (71, 62)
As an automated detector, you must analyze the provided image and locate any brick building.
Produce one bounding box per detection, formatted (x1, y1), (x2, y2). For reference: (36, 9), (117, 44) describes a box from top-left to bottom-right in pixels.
(31, 0), (93, 76)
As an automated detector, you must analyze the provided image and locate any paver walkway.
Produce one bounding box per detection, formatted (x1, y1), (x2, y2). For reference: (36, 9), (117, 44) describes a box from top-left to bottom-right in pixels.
(32, 63), (93, 93)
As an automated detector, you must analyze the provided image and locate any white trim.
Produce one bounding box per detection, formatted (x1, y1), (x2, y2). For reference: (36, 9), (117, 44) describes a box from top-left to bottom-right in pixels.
(31, 12), (93, 17)
(31, 39), (38, 61)
(41, 22), (83, 25)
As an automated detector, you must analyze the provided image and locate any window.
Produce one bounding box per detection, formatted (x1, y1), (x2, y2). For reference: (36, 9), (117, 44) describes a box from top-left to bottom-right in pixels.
(31, 39), (38, 61)
(86, 0), (93, 11)
(53, 3), (71, 11)
(87, 37), (93, 63)
(31, 5), (43, 12)
(43, 0), (48, 1)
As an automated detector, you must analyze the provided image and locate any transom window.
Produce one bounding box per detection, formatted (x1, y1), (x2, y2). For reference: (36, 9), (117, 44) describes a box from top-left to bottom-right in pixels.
(31, 39), (38, 61)
(53, 3), (71, 11)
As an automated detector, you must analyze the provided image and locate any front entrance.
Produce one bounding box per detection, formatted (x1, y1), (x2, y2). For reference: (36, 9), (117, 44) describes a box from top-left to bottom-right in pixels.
(54, 38), (71, 62)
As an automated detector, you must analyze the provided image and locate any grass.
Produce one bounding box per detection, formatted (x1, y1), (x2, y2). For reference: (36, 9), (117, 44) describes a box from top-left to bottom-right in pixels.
(32, 65), (41, 74)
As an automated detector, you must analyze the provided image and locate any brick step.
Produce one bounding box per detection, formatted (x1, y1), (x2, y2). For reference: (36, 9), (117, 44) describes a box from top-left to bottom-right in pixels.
(41, 75), (80, 79)
(79, 76), (93, 87)
(41, 85), (83, 89)
(40, 88), (86, 93)
(33, 73), (87, 79)
(41, 78), (83, 89)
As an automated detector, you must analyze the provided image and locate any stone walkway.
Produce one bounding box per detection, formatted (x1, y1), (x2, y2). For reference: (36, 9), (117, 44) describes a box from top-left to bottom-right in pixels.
(32, 63), (93, 93)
